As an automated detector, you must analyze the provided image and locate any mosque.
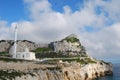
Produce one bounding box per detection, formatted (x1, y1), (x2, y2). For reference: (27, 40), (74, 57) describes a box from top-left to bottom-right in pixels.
(9, 25), (36, 60)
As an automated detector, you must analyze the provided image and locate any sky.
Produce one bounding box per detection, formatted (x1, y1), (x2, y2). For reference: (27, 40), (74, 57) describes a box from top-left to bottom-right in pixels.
(0, 0), (120, 63)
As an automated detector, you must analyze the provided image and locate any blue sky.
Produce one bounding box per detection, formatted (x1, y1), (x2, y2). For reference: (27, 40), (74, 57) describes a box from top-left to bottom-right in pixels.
(49, 0), (84, 13)
(0, 0), (112, 26)
(0, 0), (84, 24)
(0, 0), (120, 63)
(0, 0), (28, 24)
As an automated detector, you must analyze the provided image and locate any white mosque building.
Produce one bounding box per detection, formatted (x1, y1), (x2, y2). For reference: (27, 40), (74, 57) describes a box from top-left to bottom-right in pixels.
(9, 25), (36, 60)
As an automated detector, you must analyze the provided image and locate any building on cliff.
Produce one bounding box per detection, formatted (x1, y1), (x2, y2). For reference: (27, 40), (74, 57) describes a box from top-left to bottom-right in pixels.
(9, 25), (36, 60)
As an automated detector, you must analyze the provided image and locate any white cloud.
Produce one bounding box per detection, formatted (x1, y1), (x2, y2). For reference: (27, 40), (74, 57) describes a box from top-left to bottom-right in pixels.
(80, 23), (120, 59)
(0, 0), (120, 61)
(0, 21), (12, 40)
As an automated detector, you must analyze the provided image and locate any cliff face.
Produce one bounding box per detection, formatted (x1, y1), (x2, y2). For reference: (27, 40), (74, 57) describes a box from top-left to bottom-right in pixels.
(12, 61), (112, 80)
(0, 57), (112, 80)
(49, 34), (87, 56)
(0, 40), (11, 52)
(0, 40), (48, 53)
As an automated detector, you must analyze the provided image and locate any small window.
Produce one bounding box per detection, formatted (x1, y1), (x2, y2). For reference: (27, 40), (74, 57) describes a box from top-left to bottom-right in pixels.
(23, 55), (24, 58)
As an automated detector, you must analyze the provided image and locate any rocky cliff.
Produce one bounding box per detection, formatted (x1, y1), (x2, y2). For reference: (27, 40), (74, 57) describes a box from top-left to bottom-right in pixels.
(0, 40), (48, 53)
(14, 62), (112, 80)
(49, 34), (87, 56)
(0, 34), (113, 80)
(0, 57), (112, 80)
(0, 40), (11, 52)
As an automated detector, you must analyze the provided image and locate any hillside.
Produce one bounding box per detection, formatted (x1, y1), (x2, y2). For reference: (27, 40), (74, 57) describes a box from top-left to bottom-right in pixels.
(0, 34), (113, 80)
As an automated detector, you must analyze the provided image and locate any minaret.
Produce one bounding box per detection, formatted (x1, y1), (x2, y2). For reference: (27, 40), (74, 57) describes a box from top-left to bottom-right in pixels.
(13, 25), (17, 58)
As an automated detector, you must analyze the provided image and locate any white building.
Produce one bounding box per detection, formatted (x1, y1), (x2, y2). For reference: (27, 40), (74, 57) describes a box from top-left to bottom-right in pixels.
(13, 48), (36, 60)
(9, 24), (36, 60)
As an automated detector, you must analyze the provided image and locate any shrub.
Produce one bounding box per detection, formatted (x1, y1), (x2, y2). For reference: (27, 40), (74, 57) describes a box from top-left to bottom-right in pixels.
(0, 69), (35, 80)
(33, 47), (52, 53)
(62, 37), (79, 43)
(0, 52), (8, 55)
(0, 52), (9, 57)
(0, 57), (31, 62)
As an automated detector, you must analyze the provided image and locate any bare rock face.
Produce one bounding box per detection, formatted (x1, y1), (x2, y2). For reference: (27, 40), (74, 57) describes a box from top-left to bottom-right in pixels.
(0, 58), (112, 80)
(9, 40), (36, 52)
(11, 61), (112, 80)
(8, 40), (37, 55)
(79, 61), (113, 80)
(49, 34), (87, 56)
(0, 40), (11, 52)
(0, 40), (36, 53)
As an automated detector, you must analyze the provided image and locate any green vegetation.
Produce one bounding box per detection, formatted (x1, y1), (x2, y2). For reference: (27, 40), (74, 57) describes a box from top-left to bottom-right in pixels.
(0, 52), (8, 55)
(0, 57), (23, 62)
(60, 58), (87, 64)
(0, 52), (9, 57)
(36, 52), (71, 59)
(0, 69), (35, 80)
(62, 37), (79, 43)
(80, 54), (88, 57)
(33, 47), (52, 53)
(47, 66), (61, 70)
(0, 57), (31, 62)
(78, 59), (86, 64)
(45, 57), (96, 65)
(84, 58), (96, 64)
(78, 58), (96, 64)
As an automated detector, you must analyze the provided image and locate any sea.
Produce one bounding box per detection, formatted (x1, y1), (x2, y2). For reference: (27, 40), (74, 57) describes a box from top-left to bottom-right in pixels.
(95, 63), (120, 80)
